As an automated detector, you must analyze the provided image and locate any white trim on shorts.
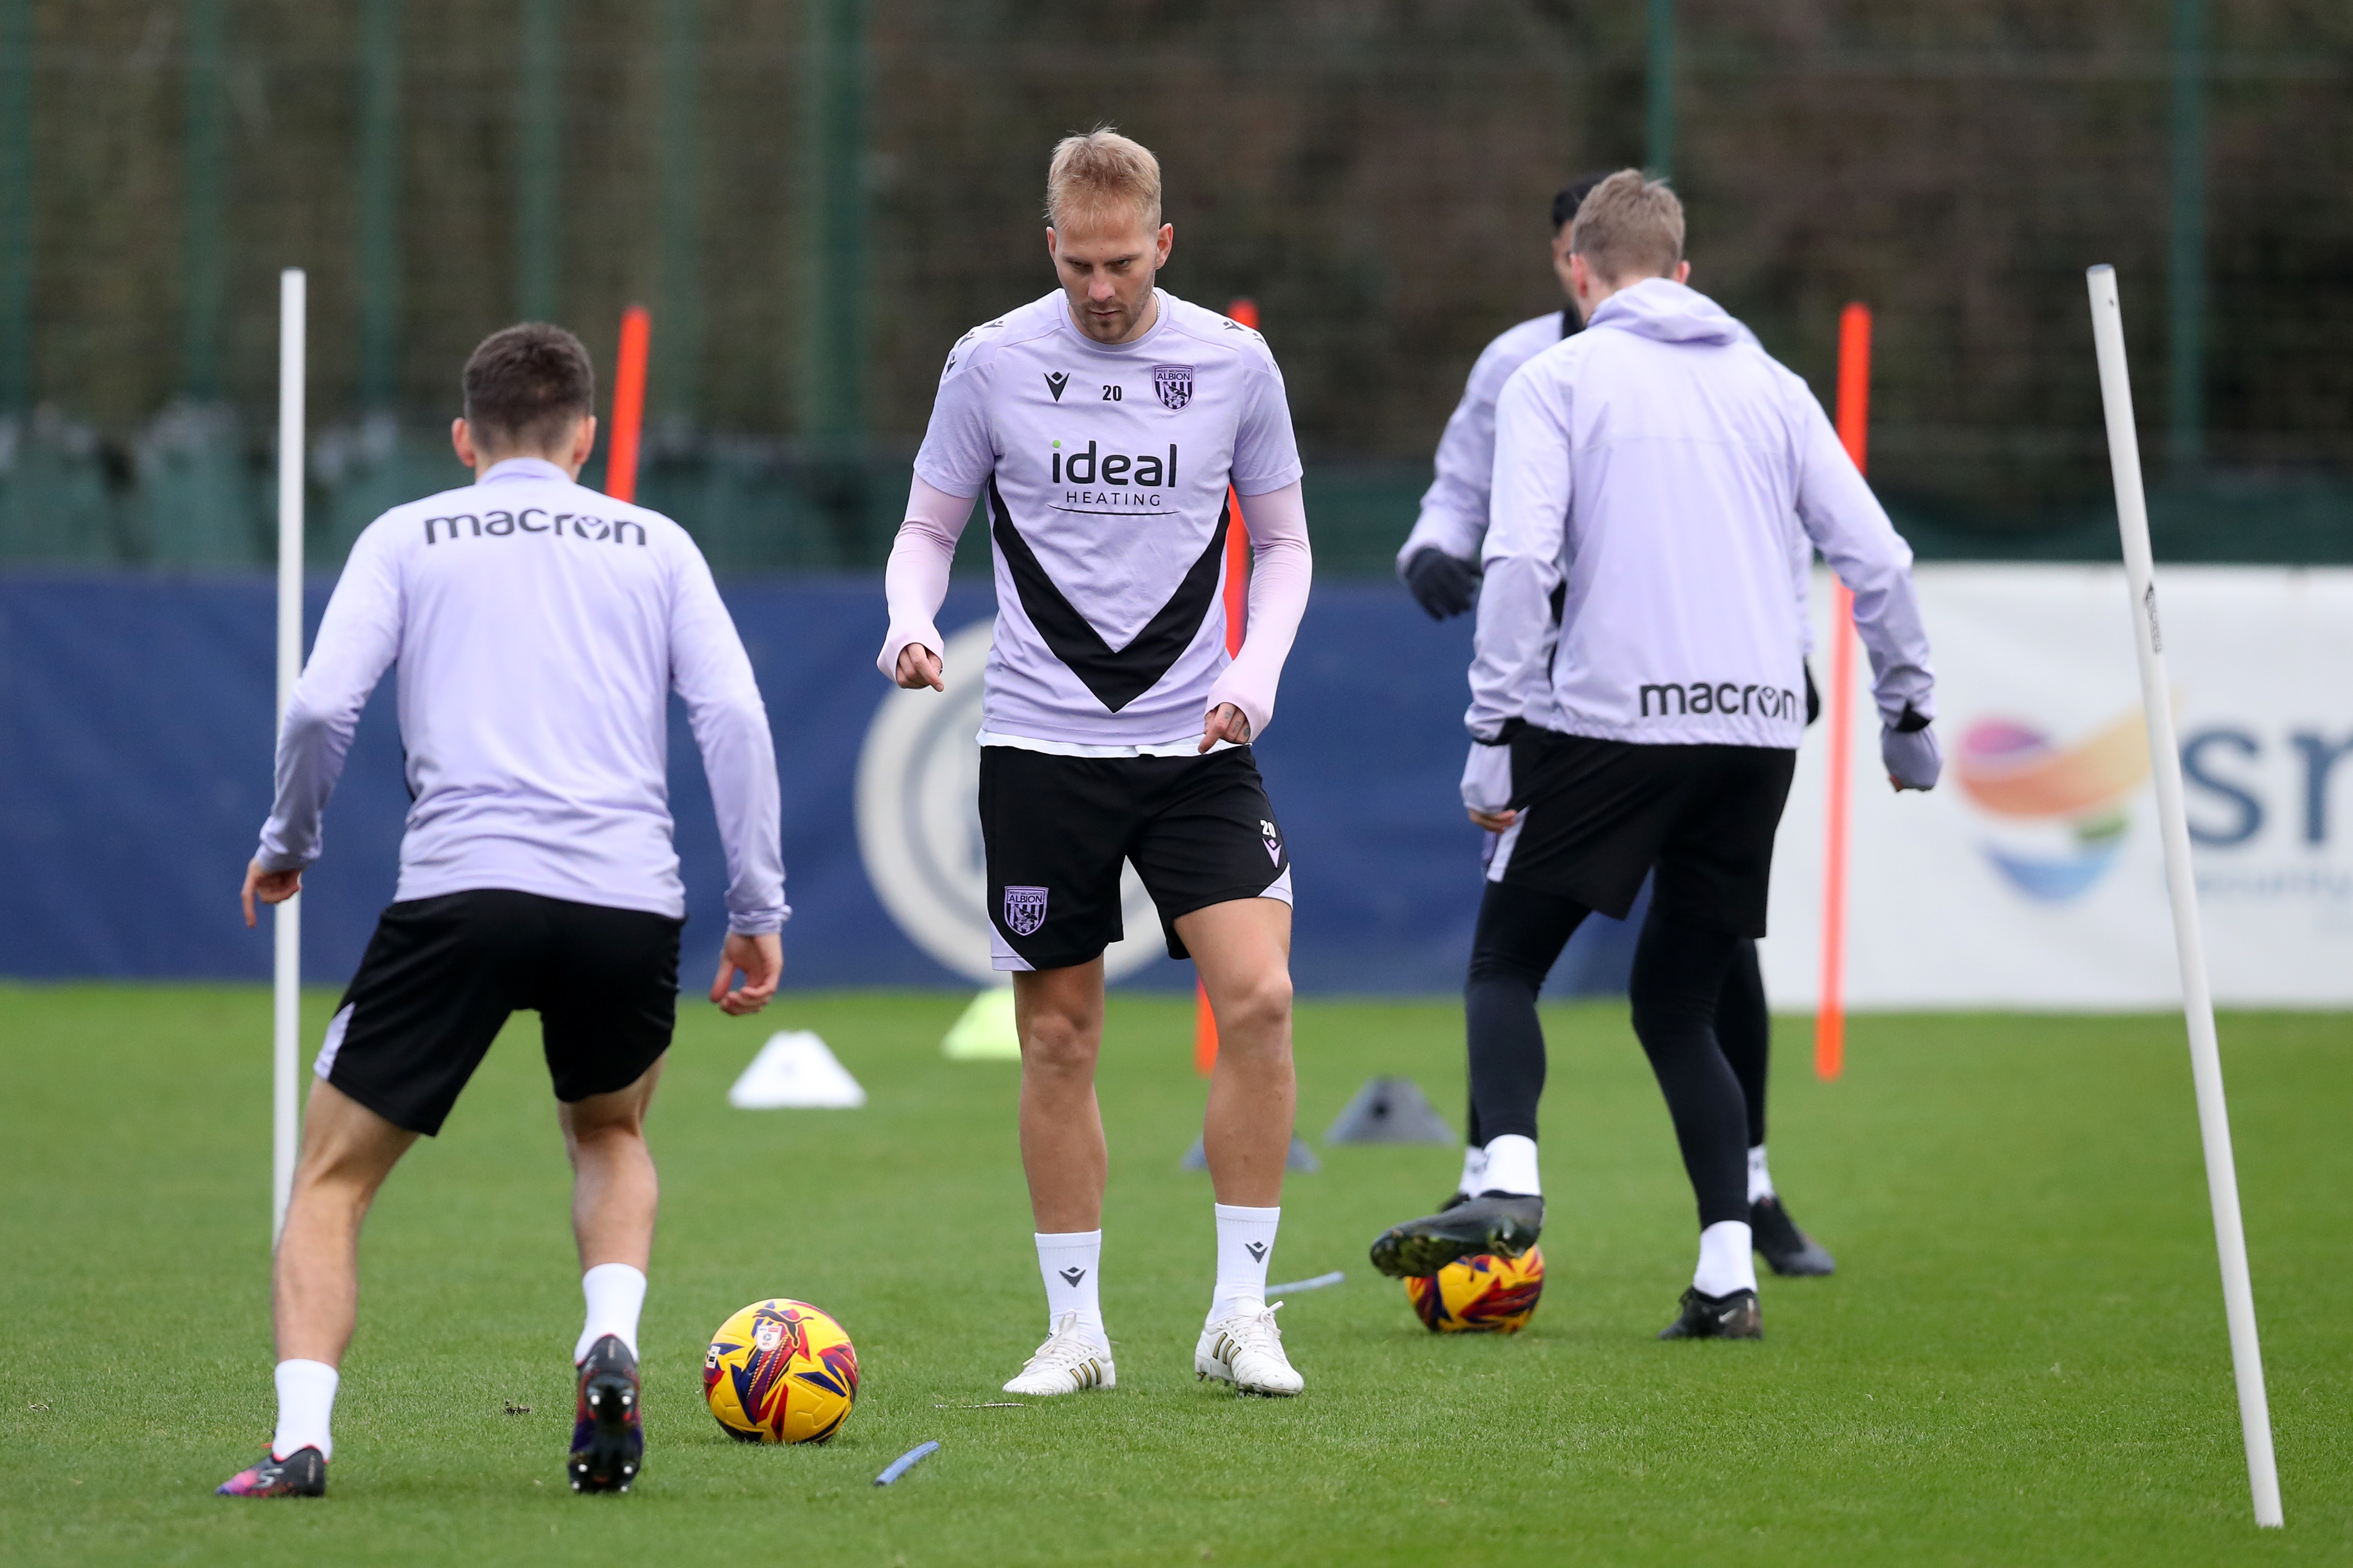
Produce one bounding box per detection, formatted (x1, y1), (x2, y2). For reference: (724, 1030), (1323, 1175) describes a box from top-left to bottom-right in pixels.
(314, 1002), (356, 1080)
(990, 924), (1037, 973)
(1485, 810), (1529, 882)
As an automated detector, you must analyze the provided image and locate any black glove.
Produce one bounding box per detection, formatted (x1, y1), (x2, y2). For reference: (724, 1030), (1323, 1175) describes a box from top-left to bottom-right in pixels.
(1402, 547), (1482, 620)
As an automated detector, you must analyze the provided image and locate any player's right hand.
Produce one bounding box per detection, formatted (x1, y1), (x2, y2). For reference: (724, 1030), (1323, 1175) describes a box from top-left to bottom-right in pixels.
(1882, 724), (1942, 791)
(895, 643), (945, 691)
(712, 931), (783, 1015)
(1460, 739), (1516, 830)
(1403, 547), (1482, 620)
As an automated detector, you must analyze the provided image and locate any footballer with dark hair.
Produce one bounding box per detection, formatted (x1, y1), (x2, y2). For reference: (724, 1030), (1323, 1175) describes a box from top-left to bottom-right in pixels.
(220, 322), (787, 1498)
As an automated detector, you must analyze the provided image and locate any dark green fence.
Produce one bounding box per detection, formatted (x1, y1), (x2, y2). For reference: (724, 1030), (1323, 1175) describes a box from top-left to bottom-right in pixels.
(0, 2), (2348, 573)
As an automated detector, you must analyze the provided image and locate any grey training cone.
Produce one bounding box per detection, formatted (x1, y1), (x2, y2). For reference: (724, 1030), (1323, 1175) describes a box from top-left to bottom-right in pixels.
(1181, 1135), (1320, 1172)
(1323, 1077), (1458, 1144)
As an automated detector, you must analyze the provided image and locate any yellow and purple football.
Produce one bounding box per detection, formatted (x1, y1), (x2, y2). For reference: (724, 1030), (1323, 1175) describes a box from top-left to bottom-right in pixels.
(1405, 1246), (1545, 1334)
(703, 1298), (860, 1444)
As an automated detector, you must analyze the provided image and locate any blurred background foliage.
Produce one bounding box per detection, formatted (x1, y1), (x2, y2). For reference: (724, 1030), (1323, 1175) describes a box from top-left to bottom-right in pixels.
(0, 0), (2347, 574)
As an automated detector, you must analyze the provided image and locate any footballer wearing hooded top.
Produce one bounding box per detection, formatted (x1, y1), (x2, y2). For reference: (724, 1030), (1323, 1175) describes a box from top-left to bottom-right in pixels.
(878, 129), (1313, 1399)
(1398, 174), (1841, 1284)
(1368, 172), (1941, 1343)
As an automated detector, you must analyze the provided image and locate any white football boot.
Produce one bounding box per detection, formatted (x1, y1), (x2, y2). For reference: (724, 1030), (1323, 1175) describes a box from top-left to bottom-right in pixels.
(1002, 1312), (1116, 1396)
(1194, 1298), (1304, 1396)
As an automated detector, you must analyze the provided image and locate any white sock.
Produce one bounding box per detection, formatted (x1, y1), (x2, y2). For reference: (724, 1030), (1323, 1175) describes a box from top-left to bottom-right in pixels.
(1210, 1203), (1280, 1321)
(575, 1262), (648, 1364)
(271, 1359), (339, 1462)
(1747, 1144), (1775, 1204)
(1480, 1134), (1541, 1196)
(1456, 1143), (1488, 1195)
(1035, 1231), (1107, 1351)
(1694, 1220), (1758, 1296)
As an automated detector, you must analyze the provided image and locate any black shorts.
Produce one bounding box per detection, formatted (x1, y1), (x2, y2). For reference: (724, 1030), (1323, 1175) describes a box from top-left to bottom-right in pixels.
(316, 889), (684, 1136)
(1489, 729), (1796, 937)
(979, 745), (1293, 971)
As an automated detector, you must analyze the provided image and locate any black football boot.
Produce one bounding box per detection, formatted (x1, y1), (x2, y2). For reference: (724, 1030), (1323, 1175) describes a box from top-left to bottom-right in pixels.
(568, 1334), (643, 1493)
(1750, 1195), (1836, 1277)
(1657, 1287), (1763, 1341)
(216, 1446), (327, 1497)
(1369, 1192), (1545, 1279)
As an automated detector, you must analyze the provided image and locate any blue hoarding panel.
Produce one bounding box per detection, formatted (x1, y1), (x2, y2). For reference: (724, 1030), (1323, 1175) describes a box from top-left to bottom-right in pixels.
(0, 578), (1639, 994)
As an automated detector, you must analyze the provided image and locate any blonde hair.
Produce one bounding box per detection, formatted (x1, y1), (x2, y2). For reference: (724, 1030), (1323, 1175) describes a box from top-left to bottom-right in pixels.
(1569, 169), (1685, 284)
(1045, 127), (1162, 233)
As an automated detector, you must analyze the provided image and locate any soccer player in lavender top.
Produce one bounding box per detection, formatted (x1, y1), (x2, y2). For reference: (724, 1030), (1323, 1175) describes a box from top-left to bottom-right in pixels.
(879, 129), (1313, 1396)
(219, 325), (786, 1498)
(1399, 172), (1838, 1279)
(1369, 172), (1940, 1340)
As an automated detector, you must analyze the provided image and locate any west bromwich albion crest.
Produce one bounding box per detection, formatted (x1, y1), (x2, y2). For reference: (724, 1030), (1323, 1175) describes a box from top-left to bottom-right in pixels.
(1152, 364), (1194, 411)
(1003, 885), (1049, 937)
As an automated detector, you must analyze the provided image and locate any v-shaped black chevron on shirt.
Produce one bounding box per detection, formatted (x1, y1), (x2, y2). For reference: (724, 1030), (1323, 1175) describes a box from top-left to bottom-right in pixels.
(989, 478), (1229, 714)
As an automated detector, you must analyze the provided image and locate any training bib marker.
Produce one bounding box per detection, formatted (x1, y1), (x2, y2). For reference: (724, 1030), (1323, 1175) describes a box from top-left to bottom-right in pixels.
(874, 1439), (941, 1486)
(1265, 1271), (1345, 1296)
(2086, 263), (2280, 1529)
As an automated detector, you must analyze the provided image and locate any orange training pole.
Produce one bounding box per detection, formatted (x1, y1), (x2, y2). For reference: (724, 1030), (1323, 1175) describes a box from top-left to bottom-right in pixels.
(1196, 297), (1261, 1076)
(1218, 297), (1258, 655)
(605, 305), (652, 504)
(1816, 302), (1871, 1080)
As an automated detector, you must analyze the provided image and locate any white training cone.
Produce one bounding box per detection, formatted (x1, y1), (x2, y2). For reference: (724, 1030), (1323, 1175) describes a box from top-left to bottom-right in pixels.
(728, 1031), (867, 1109)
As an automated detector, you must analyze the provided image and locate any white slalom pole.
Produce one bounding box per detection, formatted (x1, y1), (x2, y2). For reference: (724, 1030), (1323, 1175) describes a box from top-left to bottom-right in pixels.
(272, 268), (307, 1246)
(2086, 263), (2281, 1529)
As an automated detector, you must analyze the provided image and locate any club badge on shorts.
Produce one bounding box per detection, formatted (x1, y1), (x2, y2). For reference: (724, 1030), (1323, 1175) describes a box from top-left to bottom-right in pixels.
(1003, 885), (1049, 937)
(1152, 364), (1194, 411)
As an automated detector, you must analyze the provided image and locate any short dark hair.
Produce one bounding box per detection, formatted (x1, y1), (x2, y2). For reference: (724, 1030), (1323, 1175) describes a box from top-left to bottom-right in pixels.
(1551, 172), (1612, 233)
(462, 323), (595, 452)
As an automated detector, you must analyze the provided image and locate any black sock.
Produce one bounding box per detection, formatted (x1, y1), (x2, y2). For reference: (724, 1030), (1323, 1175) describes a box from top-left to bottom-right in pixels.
(1629, 903), (1751, 1230)
(1464, 880), (1590, 1150)
(1715, 936), (1770, 1151)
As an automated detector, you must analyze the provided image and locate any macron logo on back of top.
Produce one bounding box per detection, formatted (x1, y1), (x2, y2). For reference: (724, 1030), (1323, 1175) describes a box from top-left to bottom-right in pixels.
(420, 507), (648, 547)
(1639, 680), (1799, 720)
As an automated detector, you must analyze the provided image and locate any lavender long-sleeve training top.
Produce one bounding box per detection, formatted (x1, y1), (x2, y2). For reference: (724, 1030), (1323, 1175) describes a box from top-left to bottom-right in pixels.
(255, 457), (787, 934)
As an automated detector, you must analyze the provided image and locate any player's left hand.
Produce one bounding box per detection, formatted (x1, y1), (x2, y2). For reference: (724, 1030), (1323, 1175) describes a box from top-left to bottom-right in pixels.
(895, 643), (945, 692)
(1200, 702), (1252, 753)
(241, 860), (302, 927)
(711, 931), (783, 1015)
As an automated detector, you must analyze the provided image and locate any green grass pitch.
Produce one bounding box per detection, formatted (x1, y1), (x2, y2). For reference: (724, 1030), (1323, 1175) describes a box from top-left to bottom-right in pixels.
(3, 983), (2349, 1565)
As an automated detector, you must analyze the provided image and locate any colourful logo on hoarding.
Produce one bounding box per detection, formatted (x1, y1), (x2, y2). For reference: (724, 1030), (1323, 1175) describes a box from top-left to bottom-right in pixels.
(1956, 710), (2150, 901)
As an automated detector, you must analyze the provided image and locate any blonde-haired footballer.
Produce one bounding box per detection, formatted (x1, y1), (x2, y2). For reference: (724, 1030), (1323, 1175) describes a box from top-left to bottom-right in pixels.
(879, 129), (1315, 1396)
(1372, 172), (1940, 1340)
